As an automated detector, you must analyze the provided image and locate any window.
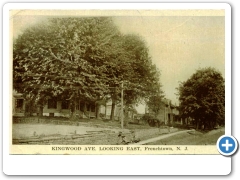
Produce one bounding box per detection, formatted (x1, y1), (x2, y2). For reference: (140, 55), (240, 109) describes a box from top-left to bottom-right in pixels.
(16, 99), (23, 108)
(48, 99), (57, 109)
(61, 100), (69, 109)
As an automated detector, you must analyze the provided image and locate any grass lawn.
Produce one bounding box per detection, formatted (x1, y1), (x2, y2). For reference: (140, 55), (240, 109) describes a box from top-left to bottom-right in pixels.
(13, 116), (154, 130)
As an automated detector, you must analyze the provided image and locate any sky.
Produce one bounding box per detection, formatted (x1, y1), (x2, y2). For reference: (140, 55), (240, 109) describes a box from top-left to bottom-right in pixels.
(113, 16), (225, 106)
(11, 10), (225, 113)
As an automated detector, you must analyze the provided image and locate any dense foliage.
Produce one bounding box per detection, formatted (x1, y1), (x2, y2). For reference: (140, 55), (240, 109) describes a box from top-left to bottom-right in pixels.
(13, 17), (162, 119)
(177, 67), (225, 129)
(146, 94), (164, 118)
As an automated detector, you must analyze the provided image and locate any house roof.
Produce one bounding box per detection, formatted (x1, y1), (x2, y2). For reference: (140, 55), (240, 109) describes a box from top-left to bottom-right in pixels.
(162, 98), (178, 109)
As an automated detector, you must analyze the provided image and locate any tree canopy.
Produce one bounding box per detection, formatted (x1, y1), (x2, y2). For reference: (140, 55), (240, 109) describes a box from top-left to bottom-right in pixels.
(146, 94), (164, 118)
(177, 67), (225, 129)
(13, 17), (163, 119)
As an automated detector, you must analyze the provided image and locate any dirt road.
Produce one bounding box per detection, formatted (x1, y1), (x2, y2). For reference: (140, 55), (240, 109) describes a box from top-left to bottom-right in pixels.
(12, 123), (177, 145)
(12, 124), (126, 139)
(12, 122), (224, 145)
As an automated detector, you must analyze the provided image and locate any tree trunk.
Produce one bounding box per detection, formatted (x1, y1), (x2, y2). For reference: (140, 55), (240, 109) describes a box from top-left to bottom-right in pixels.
(105, 103), (107, 118)
(110, 97), (116, 121)
(96, 103), (100, 119)
(37, 105), (43, 123)
(124, 107), (129, 127)
(203, 121), (207, 130)
(38, 105), (43, 117)
(69, 99), (77, 120)
(196, 119), (199, 130)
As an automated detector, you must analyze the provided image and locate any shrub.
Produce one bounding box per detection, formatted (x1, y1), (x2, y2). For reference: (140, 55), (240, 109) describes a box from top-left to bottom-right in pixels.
(141, 114), (161, 127)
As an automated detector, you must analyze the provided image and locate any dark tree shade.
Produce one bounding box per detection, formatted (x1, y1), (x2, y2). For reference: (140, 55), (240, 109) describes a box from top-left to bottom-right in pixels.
(177, 67), (225, 129)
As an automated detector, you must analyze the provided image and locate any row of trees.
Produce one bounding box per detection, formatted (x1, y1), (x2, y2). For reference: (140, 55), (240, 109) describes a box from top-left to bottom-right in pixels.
(144, 67), (225, 130)
(13, 17), (163, 119)
(145, 67), (225, 130)
(13, 17), (225, 128)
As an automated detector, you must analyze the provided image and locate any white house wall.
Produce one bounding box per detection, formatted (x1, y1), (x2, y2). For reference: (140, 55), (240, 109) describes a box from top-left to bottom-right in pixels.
(43, 101), (70, 117)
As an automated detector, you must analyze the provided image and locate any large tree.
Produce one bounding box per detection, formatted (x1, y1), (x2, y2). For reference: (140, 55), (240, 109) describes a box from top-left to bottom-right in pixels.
(13, 17), (163, 121)
(177, 67), (225, 129)
(121, 35), (162, 103)
(106, 34), (163, 120)
(13, 17), (121, 116)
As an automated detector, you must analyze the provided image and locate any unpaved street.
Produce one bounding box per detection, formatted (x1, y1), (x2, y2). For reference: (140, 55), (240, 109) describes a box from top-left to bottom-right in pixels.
(12, 122), (224, 145)
(12, 123), (177, 145)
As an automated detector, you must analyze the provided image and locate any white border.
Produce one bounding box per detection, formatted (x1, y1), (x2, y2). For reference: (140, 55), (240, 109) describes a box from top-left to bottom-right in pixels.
(1, 2), (232, 10)
(3, 3), (231, 175)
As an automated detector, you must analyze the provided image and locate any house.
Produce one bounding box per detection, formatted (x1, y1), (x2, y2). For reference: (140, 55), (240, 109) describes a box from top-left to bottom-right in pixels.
(12, 91), (98, 118)
(12, 92), (127, 120)
(145, 98), (179, 125)
(42, 98), (96, 118)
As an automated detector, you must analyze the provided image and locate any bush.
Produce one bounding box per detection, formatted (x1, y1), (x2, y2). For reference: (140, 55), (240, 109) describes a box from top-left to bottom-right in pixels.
(141, 114), (162, 127)
(141, 114), (155, 122)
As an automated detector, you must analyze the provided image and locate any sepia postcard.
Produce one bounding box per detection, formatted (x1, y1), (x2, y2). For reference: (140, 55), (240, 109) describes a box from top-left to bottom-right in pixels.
(6, 3), (230, 157)
(8, 7), (230, 156)
(2, 2), (233, 176)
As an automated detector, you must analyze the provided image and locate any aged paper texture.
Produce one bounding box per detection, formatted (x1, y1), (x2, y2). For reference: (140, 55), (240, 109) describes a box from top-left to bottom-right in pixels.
(10, 8), (227, 155)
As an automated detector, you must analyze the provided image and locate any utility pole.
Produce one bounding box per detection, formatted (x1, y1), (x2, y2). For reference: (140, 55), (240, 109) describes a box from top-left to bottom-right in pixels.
(121, 81), (124, 129)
